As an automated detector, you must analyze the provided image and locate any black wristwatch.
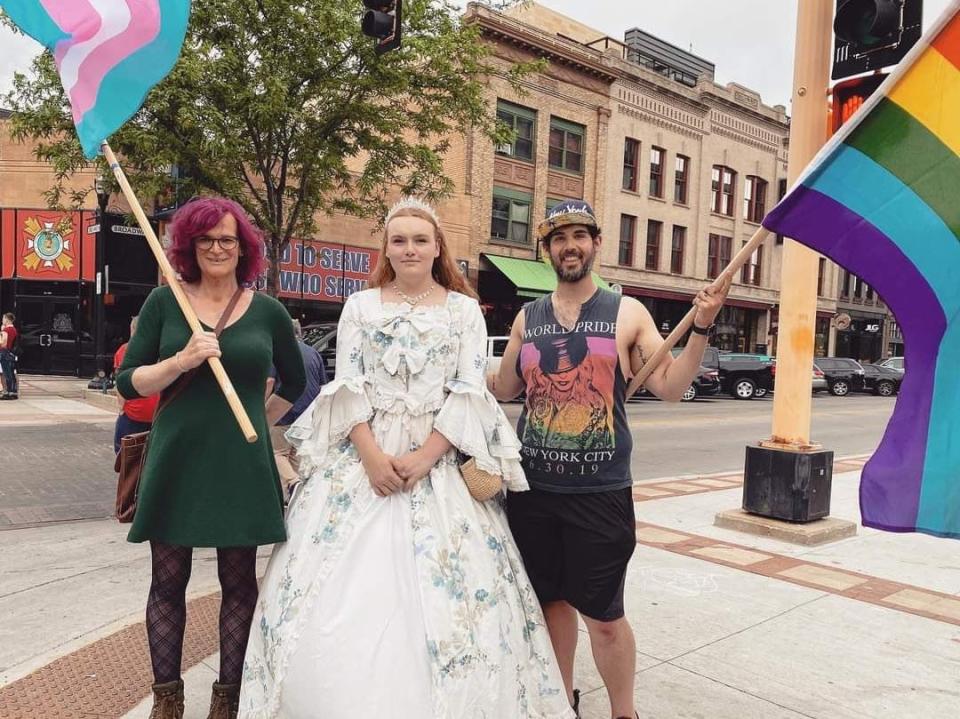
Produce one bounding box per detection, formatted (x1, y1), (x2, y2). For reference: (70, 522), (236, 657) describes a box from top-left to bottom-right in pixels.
(691, 322), (714, 336)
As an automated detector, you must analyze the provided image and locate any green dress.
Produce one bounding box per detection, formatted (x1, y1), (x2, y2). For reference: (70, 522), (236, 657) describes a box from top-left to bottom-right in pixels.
(116, 286), (306, 547)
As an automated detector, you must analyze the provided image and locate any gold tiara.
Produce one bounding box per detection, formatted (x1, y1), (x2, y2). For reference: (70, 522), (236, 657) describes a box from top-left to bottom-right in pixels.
(385, 196), (440, 226)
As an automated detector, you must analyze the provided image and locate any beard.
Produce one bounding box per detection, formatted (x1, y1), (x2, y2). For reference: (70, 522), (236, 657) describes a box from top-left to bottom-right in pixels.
(549, 246), (595, 283)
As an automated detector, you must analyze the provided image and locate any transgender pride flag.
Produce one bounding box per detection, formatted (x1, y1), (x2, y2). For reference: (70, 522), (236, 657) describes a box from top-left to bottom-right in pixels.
(764, 1), (960, 538)
(1, 0), (191, 158)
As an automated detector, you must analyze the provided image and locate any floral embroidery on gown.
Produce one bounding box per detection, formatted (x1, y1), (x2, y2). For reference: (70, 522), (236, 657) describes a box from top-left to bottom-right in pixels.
(239, 289), (573, 719)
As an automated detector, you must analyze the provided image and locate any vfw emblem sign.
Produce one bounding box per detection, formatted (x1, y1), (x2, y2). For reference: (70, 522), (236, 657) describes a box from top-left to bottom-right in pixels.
(22, 215), (76, 275)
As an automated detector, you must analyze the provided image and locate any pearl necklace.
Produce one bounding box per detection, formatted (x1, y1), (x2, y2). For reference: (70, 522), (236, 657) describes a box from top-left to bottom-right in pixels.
(393, 282), (435, 306)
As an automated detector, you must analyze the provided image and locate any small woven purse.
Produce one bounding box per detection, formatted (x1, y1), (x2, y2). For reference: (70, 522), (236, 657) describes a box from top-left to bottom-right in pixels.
(459, 456), (503, 501)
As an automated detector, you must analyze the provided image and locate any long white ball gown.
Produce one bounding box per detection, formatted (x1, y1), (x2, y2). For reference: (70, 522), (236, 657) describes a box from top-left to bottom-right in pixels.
(239, 289), (573, 719)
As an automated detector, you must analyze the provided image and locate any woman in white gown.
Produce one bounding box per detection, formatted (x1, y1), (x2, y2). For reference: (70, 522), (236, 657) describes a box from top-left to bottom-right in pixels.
(239, 199), (574, 719)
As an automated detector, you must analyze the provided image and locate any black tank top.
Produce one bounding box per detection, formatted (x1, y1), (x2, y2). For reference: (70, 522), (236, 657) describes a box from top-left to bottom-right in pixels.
(515, 289), (632, 493)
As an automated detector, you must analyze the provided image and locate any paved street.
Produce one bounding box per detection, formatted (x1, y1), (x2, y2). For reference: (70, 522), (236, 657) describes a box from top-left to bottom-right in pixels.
(0, 385), (894, 529)
(4, 382), (960, 719)
(505, 392), (894, 481)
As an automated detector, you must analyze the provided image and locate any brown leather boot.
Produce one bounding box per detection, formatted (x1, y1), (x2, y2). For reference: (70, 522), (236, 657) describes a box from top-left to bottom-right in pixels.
(148, 679), (184, 719)
(206, 681), (241, 719)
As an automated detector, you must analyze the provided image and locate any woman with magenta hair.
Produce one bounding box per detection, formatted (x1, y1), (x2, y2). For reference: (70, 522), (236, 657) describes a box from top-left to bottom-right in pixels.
(116, 197), (305, 719)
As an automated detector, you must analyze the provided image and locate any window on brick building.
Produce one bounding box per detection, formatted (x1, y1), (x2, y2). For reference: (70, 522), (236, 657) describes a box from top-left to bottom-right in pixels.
(711, 165), (736, 216)
(707, 233), (732, 279)
(646, 220), (662, 270)
(622, 137), (640, 192)
(495, 100), (535, 161)
(817, 258), (826, 296)
(674, 155), (690, 204)
(490, 189), (532, 244)
(649, 146), (665, 198)
(740, 241), (763, 286)
(548, 117), (585, 174)
(744, 176), (768, 223)
(670, 225), (686, 274)
(619, 214), (636, 266)
(775, 178), (788, 243)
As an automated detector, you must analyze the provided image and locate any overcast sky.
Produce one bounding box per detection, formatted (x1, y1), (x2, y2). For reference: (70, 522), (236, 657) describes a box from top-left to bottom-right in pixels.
(1, 0), (955, 109)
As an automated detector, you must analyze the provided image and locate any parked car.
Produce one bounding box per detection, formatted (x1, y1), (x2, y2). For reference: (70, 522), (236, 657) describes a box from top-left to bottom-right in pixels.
(769, 358), (828, 392)
(666, 347), (769, 400)
(812, 364), (828, 392)
(695, 347), (774, 400)
(634, 358), (721, 402)
(877, 356), (905, 373)
(813, 357), (866, 396)
(681, 366), (722, 401)
(303, 321), (338, 377)
(860, 363), (902, 396)
(721, 352), (774, 397)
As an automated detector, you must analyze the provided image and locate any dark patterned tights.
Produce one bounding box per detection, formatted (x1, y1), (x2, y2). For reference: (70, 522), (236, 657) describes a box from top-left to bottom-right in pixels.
(146, 542), (258, 685)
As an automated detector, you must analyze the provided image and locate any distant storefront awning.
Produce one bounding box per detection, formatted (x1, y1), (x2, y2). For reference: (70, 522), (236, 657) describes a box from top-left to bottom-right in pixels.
(483, 254), (611, 298)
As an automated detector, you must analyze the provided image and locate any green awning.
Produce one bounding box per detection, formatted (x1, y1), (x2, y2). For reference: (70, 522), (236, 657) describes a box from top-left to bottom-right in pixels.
(484, 254), (611, 298)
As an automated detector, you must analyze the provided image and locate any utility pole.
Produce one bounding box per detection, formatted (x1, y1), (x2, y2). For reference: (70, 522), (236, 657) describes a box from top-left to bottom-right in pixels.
(741, 0), (837, 523)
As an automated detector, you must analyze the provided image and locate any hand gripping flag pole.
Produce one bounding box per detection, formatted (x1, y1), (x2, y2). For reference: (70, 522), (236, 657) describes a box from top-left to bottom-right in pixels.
(0, 0), (256, 442)
(101, 141), (258, 443)
(625, 226), (773, 400)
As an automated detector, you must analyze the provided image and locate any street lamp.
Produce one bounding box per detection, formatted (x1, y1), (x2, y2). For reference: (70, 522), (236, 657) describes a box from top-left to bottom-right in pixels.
(91, 174), (110, 387)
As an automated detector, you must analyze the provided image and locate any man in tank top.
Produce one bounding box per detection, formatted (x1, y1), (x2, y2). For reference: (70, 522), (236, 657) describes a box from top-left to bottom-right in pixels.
(489, 199), (730, 719)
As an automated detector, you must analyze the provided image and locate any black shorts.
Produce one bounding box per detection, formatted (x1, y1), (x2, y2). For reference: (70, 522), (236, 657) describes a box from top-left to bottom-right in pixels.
(507, 486), (636, 622)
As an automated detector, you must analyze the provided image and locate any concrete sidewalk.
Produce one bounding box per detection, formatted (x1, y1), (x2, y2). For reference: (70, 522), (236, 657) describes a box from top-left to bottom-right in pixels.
(0, 374), (118, 426)
(1, 383), (956, 718)
(2, 456), (959, 718)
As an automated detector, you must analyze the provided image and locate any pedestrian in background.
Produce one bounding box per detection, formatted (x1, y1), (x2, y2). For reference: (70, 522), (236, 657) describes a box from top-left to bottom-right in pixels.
(113, 316), (160, 454)
(115, 197), (305, 719)
(264, 318), (328, 498)
(0, 312), (19, 400)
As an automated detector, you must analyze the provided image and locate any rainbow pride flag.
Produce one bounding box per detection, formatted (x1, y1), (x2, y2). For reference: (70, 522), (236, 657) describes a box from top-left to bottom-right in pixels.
(763, 2), (960, 538)
(1, 0), (191, 159)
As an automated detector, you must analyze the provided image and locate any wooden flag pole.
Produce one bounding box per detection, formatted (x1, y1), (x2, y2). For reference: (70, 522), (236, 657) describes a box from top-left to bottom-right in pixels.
(626, 226), (773, 398)
(101, 141), (258, 443)
(765, 0), (833, 450)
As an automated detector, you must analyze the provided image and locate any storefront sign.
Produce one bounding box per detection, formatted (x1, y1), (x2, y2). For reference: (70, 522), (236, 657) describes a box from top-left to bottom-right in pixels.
(275, 239), (379, 303)
(18, 211), (82, 280)
(111, 224), (145, 236)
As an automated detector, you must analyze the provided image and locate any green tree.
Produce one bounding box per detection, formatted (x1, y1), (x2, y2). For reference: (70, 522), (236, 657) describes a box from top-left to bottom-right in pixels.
(2, 0), (536, 292)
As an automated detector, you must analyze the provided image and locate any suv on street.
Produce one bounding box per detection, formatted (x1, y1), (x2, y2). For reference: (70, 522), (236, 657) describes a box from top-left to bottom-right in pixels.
(813, 357), (866, 396)
(637, 351), (721, 402)
(699, 347), (774, 400)
(860, 363), (902, 396)
(878, 356), (905, 374)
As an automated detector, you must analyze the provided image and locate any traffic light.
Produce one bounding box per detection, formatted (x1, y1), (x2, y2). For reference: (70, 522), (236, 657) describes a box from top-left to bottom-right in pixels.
(362, 0), (402, 55)
(831, 73), (887, 133)
(832, 0), (922, 80)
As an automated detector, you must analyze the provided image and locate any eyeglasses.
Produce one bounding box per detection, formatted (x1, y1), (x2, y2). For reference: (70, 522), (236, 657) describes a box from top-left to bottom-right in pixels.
(194, 235), (239, 251)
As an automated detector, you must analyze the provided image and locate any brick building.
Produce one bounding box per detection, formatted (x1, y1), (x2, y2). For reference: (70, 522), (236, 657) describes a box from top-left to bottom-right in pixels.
(1, 2), (899, 378)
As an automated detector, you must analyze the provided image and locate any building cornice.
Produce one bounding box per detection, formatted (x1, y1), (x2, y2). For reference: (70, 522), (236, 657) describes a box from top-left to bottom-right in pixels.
(466, 4), (619, 84)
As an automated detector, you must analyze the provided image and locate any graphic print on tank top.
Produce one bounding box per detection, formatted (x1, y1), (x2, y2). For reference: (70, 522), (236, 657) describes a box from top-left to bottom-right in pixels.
(516, 290), (633, 493)
(520, 333), (616, 450)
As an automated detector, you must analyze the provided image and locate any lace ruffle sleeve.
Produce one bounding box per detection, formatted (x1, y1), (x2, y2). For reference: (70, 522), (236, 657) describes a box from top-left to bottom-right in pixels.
(286, 294), (373, 475)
